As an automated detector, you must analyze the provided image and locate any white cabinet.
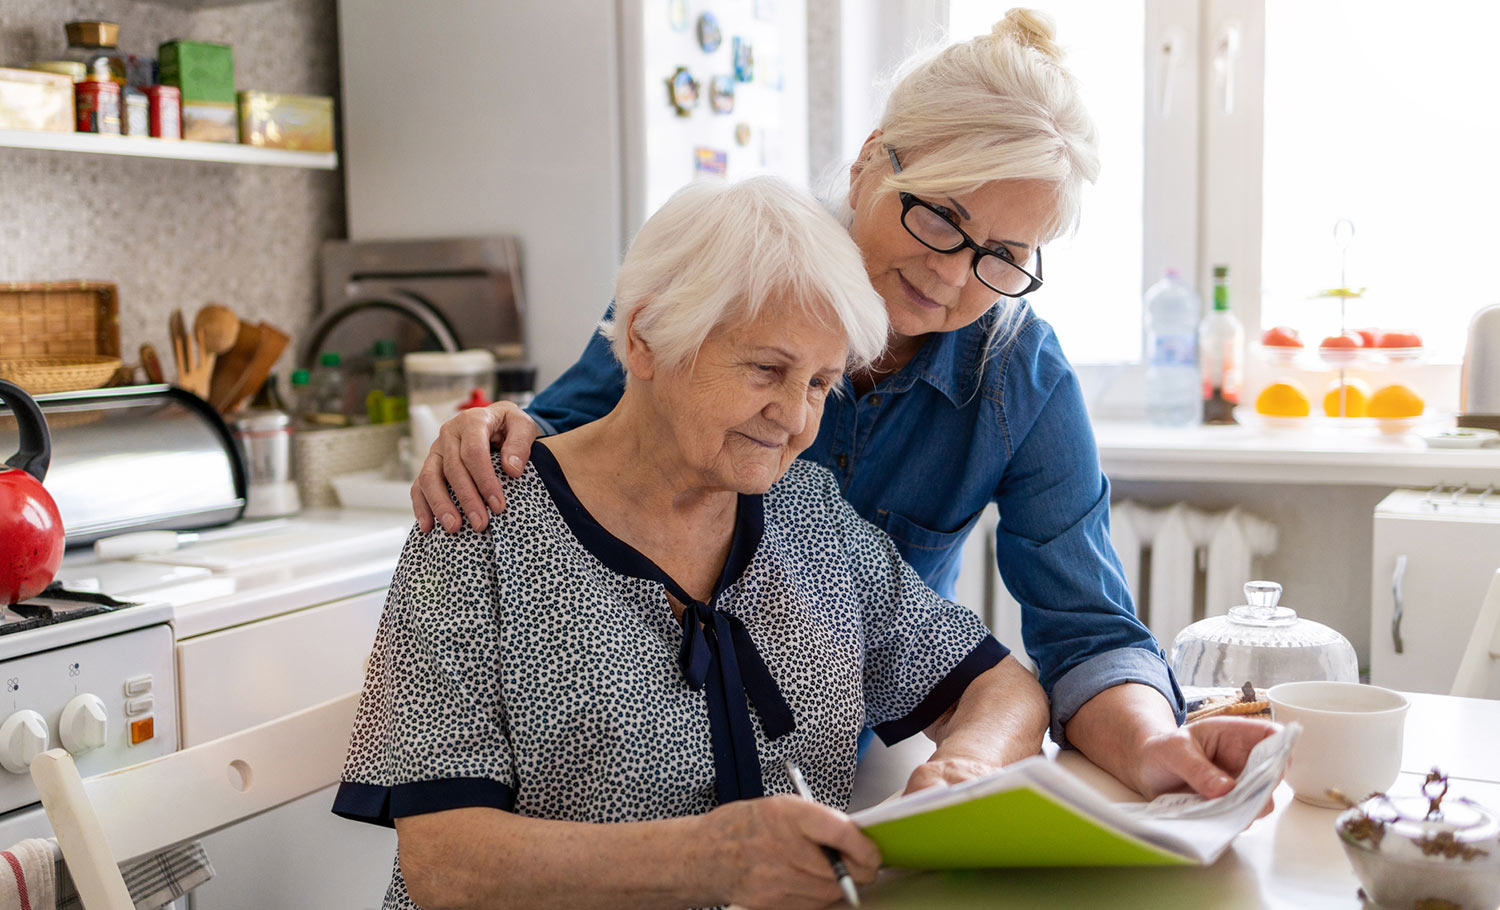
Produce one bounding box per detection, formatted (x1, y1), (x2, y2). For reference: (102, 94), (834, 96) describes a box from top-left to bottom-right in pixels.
(1370, 488), (1500, 699)
(178, 589), (395, 910)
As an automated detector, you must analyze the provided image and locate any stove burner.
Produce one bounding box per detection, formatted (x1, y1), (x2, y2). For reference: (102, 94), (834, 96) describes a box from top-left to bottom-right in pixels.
(2, 583), (138, 635)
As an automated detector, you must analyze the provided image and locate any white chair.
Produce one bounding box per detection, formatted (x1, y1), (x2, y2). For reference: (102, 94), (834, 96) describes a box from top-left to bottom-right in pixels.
(1451, 568), (1500, 698)
(30, 692), (359, 910)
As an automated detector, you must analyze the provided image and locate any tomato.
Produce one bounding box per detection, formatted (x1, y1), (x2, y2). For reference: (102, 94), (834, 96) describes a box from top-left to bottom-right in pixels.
(1261, 326), (1303, 347)
(1355, 328), (1381, 347)
(1377, 330), (1422, 348)
(1319, 333), (1362, 349)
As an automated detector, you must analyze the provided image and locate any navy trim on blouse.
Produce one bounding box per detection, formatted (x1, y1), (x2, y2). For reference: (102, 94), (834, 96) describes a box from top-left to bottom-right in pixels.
(332, 778), (516, 828)
(872, 635), (1009, 745)
(530, 440), (795, 804)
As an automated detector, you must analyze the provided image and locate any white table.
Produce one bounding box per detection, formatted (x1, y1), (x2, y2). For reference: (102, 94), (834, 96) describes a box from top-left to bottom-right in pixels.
(855, 692), (1500, 909)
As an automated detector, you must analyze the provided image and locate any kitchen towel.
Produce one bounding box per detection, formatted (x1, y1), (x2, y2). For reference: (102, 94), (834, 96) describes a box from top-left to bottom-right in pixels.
(46, 837), (213, 910)
(0, 838), (57, 910)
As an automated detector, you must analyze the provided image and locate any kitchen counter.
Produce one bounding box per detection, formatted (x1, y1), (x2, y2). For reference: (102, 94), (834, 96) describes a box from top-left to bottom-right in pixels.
(1093, 419), (1500, 487)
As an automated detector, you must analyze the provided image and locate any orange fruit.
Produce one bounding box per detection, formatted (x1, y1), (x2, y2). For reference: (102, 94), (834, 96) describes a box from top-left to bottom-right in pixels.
(1367, 384), (1425, 418)
(1255, 381), (1311, 417)
(1323, 379), (1371, 417)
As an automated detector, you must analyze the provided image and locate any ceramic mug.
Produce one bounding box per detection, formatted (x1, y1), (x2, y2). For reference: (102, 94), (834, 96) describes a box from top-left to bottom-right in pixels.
(1268, 681), (1410, 808)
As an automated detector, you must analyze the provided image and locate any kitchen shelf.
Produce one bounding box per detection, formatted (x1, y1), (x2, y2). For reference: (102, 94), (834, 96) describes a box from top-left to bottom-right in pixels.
(0, 128), (337, 169)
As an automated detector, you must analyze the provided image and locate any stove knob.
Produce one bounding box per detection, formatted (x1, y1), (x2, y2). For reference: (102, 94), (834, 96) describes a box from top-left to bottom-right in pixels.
(59, 694), (109, 755)
(0, 710), (49, 773)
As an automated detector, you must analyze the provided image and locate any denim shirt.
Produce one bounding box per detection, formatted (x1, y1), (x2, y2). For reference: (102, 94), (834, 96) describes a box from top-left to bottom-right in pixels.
(528, 304), (1185, 743)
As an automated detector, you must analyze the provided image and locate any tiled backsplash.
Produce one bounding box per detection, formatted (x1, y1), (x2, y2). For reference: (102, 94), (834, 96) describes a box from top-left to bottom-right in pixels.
(0, 0), (343, 385)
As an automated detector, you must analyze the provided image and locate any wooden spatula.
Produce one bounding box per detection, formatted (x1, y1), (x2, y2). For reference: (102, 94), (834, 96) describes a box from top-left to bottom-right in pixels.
(218, 322), (290, 414)
(209, 322), (262, 412)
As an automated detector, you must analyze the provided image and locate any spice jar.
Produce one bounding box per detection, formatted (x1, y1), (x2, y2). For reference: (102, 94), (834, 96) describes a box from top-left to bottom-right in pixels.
(64, 21), (126, 86)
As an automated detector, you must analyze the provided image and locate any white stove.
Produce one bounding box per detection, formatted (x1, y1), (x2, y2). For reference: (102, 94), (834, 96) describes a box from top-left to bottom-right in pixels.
(0, 589), (177, 844)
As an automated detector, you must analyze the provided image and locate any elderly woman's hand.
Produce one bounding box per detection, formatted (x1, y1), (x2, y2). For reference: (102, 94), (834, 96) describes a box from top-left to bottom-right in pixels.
(411, 401), (540, 534)
(704, 795), (880, 910)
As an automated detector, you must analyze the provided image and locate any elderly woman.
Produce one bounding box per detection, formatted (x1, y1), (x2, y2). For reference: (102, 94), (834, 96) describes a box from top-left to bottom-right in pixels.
(335, 177), (1047, 910)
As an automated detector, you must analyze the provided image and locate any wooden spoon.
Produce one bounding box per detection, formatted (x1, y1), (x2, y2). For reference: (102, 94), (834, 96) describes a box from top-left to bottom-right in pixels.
(194, 304), (240, 357)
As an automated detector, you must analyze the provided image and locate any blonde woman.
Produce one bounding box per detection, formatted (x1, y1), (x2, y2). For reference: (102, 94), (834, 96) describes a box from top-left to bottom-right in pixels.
(409, 12), (1277, 804)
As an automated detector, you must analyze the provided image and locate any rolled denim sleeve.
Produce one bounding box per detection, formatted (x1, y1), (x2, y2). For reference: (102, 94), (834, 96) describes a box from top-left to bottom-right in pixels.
(992, 323), (1184, 746)
(526, 304), (626, 435)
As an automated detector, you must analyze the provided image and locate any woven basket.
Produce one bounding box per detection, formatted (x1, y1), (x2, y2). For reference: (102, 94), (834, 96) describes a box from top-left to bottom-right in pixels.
(293, 422), (409, 508)
(0, 281), (121, 358)
(0, 354), (123, 394)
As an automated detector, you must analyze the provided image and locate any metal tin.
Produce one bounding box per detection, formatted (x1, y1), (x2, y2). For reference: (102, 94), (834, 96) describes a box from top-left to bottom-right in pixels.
(122, 89), (148, 137)
(74, 79), (121, 134)
(28, 61), (86, 82)
(146, 85), (180, 139)
(0, 67), (73, 132)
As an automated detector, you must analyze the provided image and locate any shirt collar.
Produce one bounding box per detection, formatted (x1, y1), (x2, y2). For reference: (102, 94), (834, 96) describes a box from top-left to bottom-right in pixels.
(529, 439), (764, 607)
(876, 302), (1021, 406)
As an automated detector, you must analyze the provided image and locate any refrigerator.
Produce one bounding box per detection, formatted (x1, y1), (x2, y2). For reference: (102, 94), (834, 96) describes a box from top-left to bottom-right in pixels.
(338, 0), (809, 387)
(1369, 486), (1500, 699)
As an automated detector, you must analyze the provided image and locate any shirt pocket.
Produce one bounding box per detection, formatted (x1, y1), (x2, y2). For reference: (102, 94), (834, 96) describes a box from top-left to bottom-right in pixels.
(874, 507), (982, 553)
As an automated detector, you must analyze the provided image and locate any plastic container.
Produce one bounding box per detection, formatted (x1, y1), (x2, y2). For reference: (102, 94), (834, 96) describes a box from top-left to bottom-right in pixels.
(307, 351), (351, 427)
(365, 339), (408, 424)
(1169, 580), (1359, 689)
(1143, 269), (1200, 426)
(404, 350), (495, 416)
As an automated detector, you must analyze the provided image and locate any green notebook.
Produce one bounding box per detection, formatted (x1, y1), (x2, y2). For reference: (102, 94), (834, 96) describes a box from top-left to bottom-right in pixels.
(851, 724), (1298, 870)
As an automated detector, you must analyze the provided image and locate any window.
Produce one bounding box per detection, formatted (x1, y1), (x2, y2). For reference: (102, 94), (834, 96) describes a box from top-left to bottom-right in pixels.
(949, 1), (1146, 364)
(1260, 0), (1499, 363)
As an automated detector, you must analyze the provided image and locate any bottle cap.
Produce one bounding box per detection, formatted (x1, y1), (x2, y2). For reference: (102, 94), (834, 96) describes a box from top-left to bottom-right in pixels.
(319, 351), (342, 367)
(457, 387), (492, 411)
(373, 339), (397, 357)
(1213, 265), (1229, 279)
(290, 369), (310, 386)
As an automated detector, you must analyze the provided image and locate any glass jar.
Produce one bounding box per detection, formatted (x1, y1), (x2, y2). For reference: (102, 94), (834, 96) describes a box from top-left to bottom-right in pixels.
(1169, 580), (1359, 689)
(403, 350), (495, 417)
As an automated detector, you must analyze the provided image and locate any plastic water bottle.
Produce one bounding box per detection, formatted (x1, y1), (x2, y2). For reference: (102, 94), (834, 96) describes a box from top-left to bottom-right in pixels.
(1144, 269), (1201, 426)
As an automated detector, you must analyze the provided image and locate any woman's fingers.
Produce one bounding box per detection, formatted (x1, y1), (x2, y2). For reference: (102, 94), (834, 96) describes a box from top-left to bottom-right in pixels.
(414, 451), (460, 533)
(494, 404), (540, 478)
(794, 800), (882, 879)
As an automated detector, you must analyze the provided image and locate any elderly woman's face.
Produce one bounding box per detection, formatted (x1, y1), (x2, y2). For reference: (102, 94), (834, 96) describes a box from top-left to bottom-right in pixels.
(651, 301), (848, 495)
(849, 151), (1055, 342)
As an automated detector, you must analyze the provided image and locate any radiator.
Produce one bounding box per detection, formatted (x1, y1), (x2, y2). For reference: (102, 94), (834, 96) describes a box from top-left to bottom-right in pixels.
(956, 503), (1279, 674)
(1109, 501), (1279, 646)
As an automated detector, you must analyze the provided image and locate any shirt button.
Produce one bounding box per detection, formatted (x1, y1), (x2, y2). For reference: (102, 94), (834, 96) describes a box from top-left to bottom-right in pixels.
(867, 395), (882, 405)
(836, 453), (849, 469)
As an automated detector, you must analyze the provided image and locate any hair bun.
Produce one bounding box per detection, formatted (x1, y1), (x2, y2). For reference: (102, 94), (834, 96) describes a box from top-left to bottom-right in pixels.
(993, 8), (1062, 62)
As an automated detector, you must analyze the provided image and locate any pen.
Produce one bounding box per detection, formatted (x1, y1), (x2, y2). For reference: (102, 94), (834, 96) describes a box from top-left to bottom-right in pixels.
(783, 758), (861, 908)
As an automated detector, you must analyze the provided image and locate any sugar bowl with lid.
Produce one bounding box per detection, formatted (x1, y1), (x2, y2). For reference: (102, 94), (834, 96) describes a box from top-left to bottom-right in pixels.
(1336, 769), (1500, 910)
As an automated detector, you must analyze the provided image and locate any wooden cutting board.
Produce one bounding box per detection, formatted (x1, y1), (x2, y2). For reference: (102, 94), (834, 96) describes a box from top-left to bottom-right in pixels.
(209, 322), (262, 412)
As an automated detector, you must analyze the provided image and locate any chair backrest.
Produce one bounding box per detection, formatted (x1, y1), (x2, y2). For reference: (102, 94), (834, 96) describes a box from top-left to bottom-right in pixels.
(1451, 568), (1500, 699)
(30, 691), (359, 910)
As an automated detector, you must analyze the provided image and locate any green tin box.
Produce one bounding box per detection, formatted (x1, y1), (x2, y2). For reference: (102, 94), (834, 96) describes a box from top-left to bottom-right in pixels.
(159, 40), (236, 142)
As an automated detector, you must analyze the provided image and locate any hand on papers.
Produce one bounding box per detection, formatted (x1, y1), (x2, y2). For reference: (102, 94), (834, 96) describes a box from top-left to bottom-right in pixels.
(705, 795), (880, 909)
(1133, 717), (1282, 816)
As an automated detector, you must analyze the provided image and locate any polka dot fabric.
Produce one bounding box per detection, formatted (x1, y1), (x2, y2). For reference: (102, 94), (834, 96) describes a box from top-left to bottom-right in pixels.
(335, 451), (1006, 908)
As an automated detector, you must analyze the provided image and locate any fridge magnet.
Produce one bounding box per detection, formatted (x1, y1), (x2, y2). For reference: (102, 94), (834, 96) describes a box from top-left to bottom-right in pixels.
(734, 122), (752, 146)
(667, 0), (689, 31)
(665, 66), (700, 116)
(696, 12), (723, 53)
(709, 75), (735, 114)
(732, 37), (754, 82)
(694, 146), (728, 176)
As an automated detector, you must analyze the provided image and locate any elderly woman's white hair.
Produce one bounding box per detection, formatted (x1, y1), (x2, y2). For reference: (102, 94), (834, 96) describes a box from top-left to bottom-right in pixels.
(599, 176), (887, 373)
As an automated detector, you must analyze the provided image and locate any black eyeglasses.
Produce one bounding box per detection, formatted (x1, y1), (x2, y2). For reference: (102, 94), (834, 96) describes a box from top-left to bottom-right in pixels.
(887, 148), (1043, 298)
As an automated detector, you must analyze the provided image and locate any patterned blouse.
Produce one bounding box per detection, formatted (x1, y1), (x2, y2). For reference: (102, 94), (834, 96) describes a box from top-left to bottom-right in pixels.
(335, 441), (1006, 908)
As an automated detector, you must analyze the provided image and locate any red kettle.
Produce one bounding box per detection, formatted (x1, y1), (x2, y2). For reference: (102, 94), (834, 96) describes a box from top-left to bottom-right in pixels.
(0, 380), (64, 605)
